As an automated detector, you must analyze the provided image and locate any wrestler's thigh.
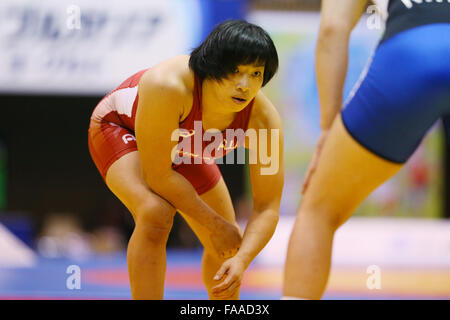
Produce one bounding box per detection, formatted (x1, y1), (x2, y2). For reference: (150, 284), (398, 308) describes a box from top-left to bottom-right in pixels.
(179, 177), (239, 253)
(105, 151), (176, 226)
(301, 115), (403, 228)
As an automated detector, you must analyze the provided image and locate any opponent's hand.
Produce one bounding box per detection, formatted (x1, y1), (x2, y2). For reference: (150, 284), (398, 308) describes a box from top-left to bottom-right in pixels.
(211, 256), (246, 299)
(209, 220), (242, 260)
(302, 130), (329, 194)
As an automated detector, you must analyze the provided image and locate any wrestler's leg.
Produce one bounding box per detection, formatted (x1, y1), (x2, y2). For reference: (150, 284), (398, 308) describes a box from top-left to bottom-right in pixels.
(283, 115), (402, 299)
(105, 151), (177, 300)
(178, 177), (242, 300)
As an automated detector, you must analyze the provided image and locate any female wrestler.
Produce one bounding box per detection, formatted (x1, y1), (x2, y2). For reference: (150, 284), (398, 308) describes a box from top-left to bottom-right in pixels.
(88, 20), (284, 300)
(283, 0), (450, 299)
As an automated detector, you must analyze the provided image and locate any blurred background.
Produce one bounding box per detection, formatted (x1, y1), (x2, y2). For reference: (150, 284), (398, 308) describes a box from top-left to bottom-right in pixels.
(0, 0), (449, 299)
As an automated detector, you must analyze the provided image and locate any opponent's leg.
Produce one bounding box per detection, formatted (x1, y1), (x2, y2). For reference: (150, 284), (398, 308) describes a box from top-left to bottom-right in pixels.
(283, 115), (402, 299)
(178, 178), (242, 300)
(105, 151), (177, 299)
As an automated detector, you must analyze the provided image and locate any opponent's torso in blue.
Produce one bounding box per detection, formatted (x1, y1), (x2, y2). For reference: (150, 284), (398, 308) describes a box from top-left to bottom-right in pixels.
(381, 0), (450, 43)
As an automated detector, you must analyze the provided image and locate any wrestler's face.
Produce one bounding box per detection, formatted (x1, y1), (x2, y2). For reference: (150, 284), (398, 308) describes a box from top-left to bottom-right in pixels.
(207, 63), (265, 112)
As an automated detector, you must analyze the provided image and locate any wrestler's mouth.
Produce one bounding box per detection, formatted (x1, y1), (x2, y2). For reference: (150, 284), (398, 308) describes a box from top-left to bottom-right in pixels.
(231, 97), (247, 104)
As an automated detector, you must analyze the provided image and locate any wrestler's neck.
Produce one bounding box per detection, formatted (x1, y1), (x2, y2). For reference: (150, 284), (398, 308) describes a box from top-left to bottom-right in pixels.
(201, 81), (240, 132)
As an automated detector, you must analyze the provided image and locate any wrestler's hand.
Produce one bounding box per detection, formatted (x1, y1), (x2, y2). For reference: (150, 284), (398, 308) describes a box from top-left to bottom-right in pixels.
(209, 219), (242, 260)
(211, 255), (246, 299)
(302, 129), (329, 194)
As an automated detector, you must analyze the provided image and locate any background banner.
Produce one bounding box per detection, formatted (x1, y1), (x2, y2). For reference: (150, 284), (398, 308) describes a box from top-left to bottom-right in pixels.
(0, 0), (204, 95)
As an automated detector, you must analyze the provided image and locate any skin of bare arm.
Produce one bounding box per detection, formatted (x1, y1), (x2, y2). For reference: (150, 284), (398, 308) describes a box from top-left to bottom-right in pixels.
(316, 0), (368, 130)
(302, 0), (368, 193)
(212, 91), (284, 298)
(135, 58), (242, 260)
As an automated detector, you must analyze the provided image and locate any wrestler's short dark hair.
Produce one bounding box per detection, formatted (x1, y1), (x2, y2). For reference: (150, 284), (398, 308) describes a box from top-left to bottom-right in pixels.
(189, 19), (278, 87)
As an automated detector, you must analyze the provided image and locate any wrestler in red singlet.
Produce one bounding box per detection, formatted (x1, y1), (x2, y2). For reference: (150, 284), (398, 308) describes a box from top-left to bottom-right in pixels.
(87, 20), (283, 300)
(89, 69), (254, 195)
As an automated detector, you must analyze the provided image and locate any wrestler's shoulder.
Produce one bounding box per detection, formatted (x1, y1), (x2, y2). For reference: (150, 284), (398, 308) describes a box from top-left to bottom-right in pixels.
(139, 55), (194, 100)
(249, 91), (282, 130)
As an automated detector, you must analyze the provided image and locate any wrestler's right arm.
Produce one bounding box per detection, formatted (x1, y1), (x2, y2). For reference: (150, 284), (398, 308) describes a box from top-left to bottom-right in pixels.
(316, 0), (367, 130)
(302, 0), (368, 193)
(135, 71), (241, 259)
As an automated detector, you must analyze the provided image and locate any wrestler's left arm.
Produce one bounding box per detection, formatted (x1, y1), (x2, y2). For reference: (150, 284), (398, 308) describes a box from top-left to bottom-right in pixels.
(212, 92), (284, 298)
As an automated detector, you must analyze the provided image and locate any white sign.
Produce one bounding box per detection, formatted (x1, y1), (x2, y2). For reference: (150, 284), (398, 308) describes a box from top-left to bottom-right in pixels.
(0, 0), (202, 95)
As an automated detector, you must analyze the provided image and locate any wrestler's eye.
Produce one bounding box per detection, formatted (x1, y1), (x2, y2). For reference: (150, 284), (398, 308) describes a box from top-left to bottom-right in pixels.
(232, 68), (239, 74)
(252, 71), (261, 77)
